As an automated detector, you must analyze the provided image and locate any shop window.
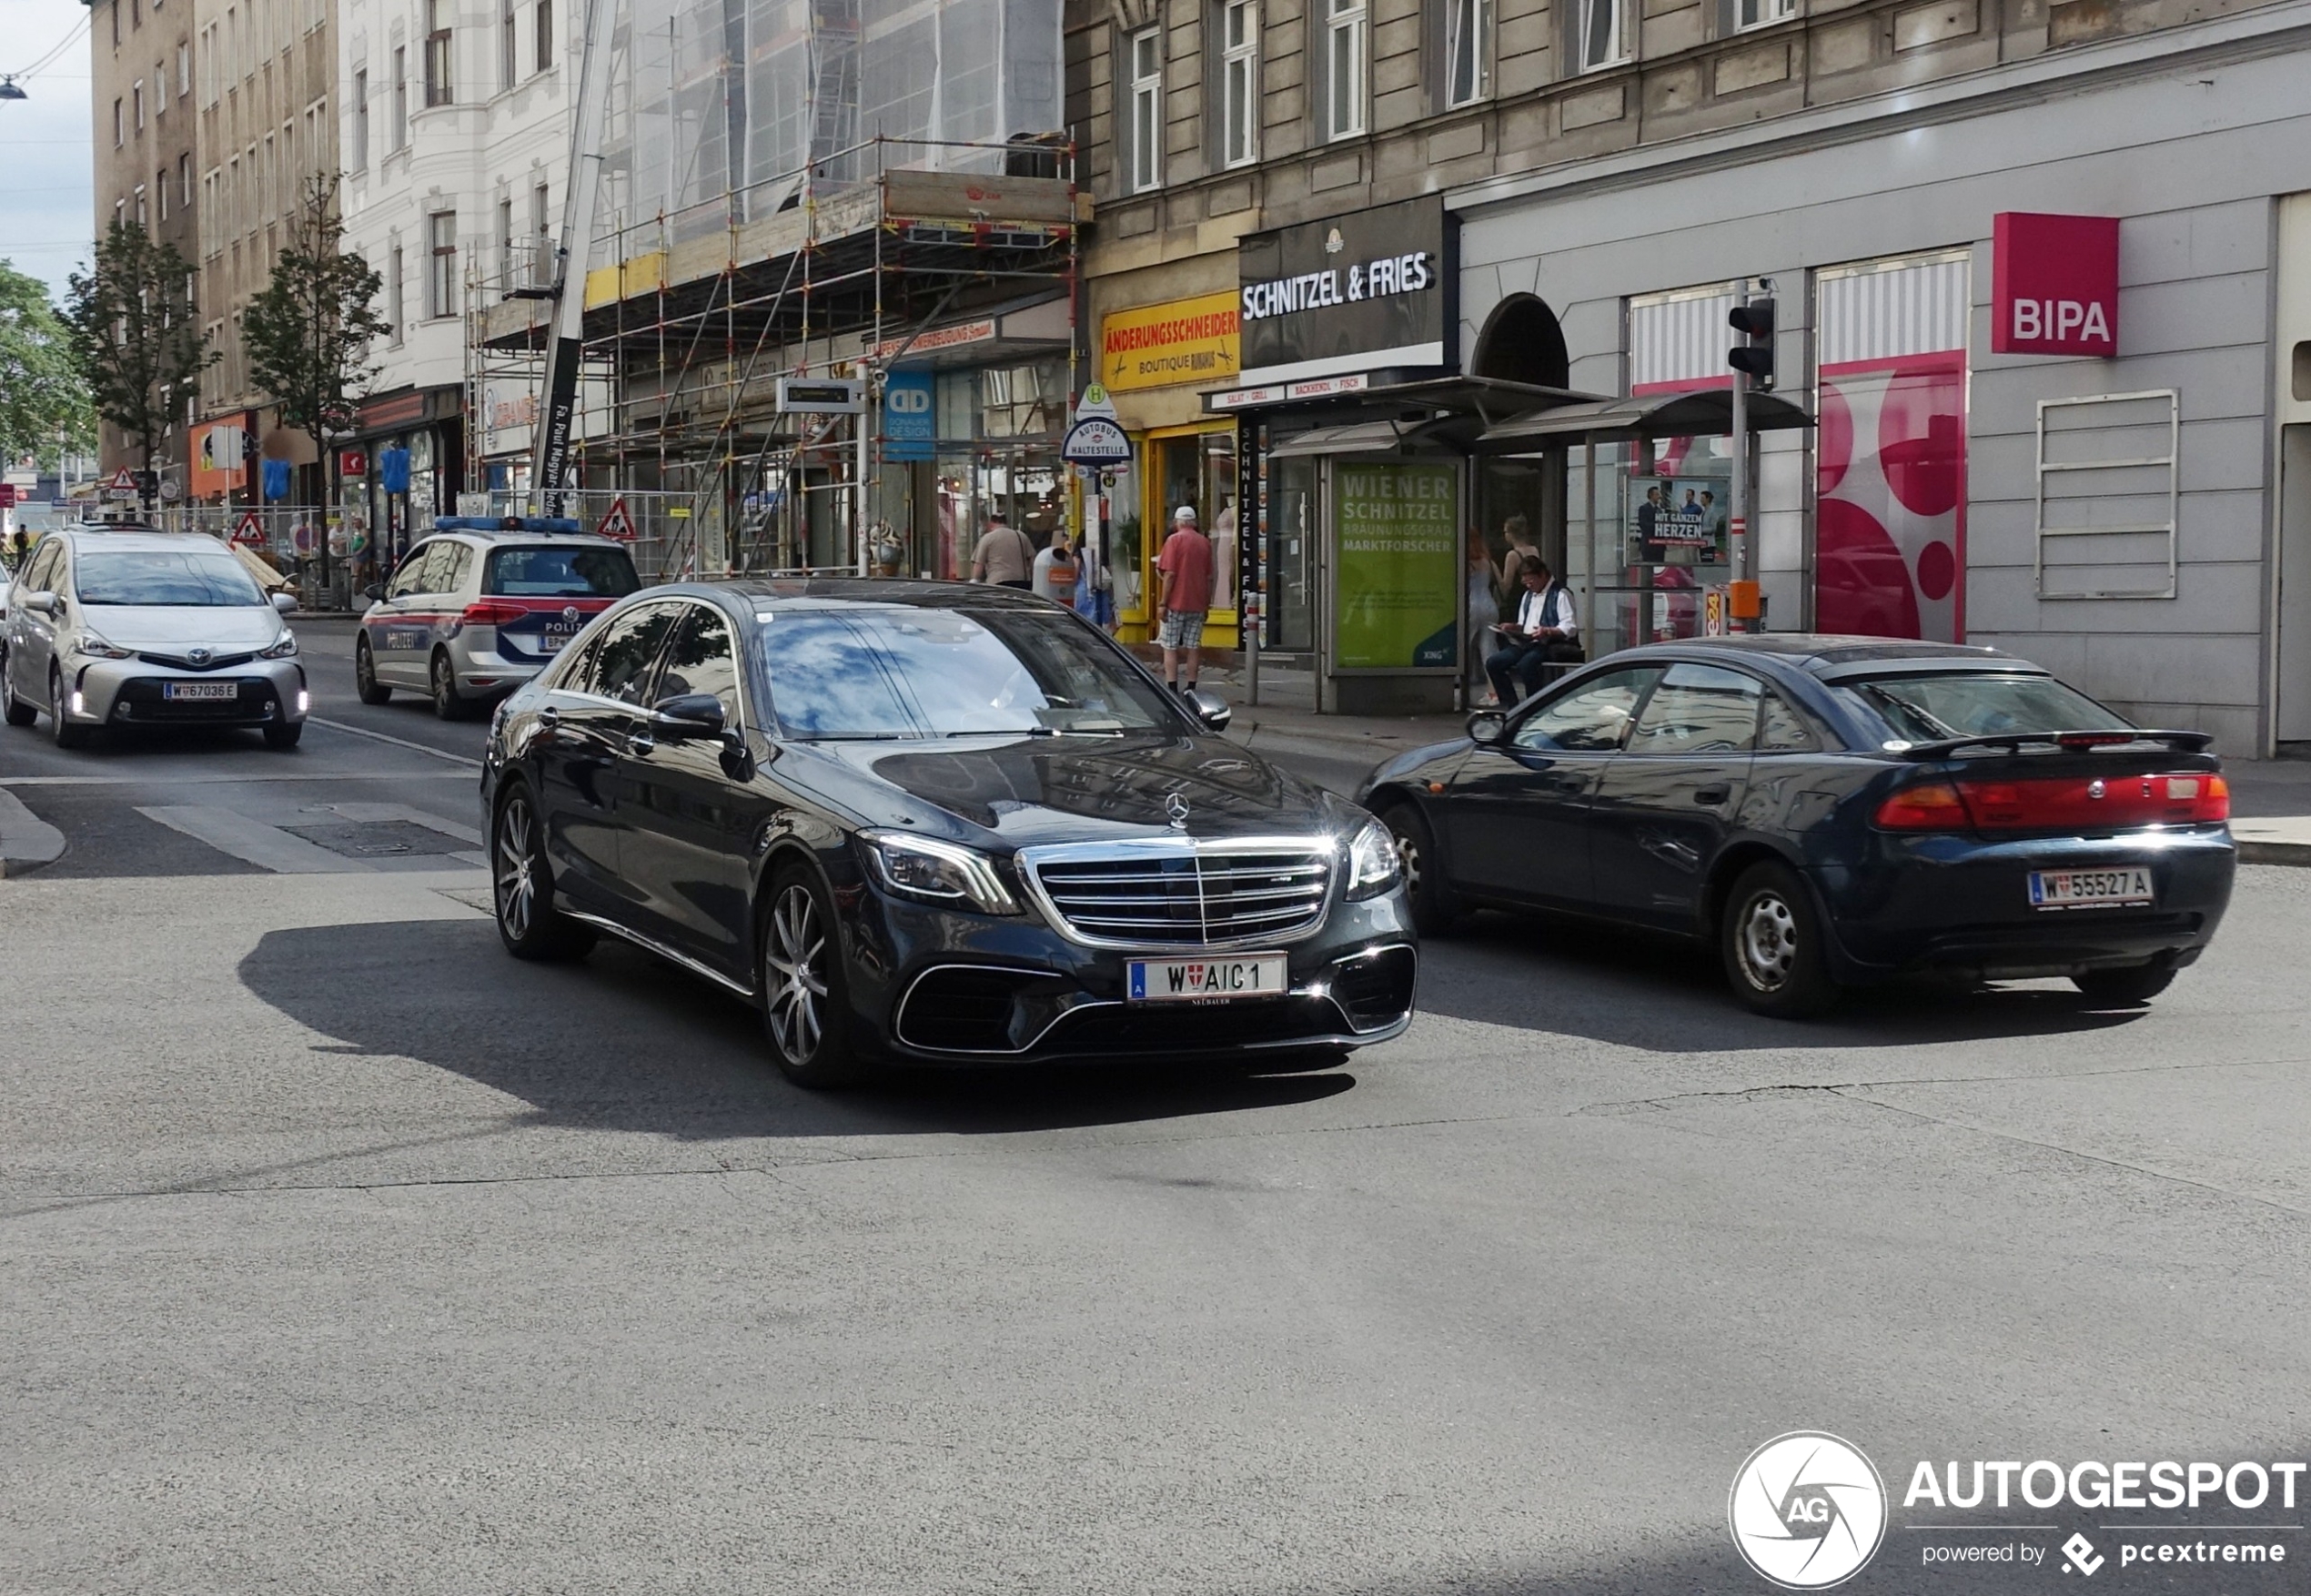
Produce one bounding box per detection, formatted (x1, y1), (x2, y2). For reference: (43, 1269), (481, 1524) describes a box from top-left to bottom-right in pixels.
(1216, 0), (1257, 169)
(981, 362), (1064, 439)
(1124, 27), (1162, 193)
(1149, 430), (1241, 621)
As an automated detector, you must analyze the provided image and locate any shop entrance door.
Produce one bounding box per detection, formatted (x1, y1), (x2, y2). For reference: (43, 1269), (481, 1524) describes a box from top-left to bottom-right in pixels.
(2280, 424), (2311, 743)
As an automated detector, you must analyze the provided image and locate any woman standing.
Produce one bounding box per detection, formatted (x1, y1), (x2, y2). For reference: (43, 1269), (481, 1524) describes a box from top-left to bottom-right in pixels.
(1466, 528), (1504, 704)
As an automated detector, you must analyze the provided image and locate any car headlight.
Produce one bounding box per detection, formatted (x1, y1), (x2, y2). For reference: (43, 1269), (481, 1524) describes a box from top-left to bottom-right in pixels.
(73, 633), (133, 661)
(858, 830), (1022, 915)
(258, 631), (298, 659)
(1344, 816), (1403, 900)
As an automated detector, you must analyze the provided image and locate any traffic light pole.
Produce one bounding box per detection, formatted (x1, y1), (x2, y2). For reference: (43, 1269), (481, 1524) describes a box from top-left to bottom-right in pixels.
(1729, 360), (1750, 627)
(1724, 282), (1775, 634)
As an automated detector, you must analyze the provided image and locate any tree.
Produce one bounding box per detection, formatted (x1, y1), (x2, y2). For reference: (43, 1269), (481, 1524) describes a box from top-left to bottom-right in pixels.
(242, 173), (389, 518)
(64, 221), (214, 481)
(0, 261), (96, 473)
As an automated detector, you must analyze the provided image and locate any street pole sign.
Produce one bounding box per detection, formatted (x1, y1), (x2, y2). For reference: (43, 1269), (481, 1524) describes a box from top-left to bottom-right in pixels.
(1061, 417), (1132, 466)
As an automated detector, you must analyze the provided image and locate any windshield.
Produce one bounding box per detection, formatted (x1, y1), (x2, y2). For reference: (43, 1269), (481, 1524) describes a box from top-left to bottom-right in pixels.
(74, 549), (267, 607)
(761, 607), (1178, 739)
(1843, 672), (2134, 742)
(485, 545), (641, 598)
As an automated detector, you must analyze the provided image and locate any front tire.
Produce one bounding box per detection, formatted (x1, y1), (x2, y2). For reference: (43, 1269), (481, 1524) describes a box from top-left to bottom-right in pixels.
(355, 638), (392, 704)
(492, 785), (596, 961)
(1380, 802), (1458, 937)
(48, 667), (89, 750)
(2073, 965), (2176, 1005)
(760, 863), (868, 1087)
(430, 650), (467, 721)
(2, 657), (34, 727)
(1721, 861), (1836, 1019)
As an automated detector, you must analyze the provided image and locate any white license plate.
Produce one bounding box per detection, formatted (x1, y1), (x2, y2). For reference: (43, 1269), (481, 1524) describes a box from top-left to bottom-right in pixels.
(537, 632), (570, 653)
(161, 681), (237, 702)
(1127, 953), (1287, 1003)
(2028, 867), (2154, 910)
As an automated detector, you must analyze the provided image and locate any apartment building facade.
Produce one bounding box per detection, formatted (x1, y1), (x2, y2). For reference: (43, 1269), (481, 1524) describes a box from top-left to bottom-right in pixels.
(89, 0), (201, 488)
(1075, 0), (2311, 748)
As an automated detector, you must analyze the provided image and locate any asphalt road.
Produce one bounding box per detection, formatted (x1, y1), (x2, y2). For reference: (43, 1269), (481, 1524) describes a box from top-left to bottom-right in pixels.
(5, 618), (2310, 1594)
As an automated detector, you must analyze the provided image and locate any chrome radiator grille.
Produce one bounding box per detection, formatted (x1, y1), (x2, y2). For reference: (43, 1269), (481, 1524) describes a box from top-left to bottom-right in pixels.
(1026, 841), (1333, 947)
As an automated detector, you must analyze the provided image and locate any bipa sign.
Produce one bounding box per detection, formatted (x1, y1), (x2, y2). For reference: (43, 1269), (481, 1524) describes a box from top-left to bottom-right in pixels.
(1993, 212), (2120, 358)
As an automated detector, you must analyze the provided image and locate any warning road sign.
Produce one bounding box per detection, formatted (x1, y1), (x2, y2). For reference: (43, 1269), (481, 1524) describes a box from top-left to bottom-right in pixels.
(231, 511), (265, 547)
(595, 497), (637, 541)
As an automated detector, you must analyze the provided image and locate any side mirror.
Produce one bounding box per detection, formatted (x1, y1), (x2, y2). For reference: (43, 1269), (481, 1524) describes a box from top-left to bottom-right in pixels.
(1467, 710), (1508, 746)
(362, 582), (385, 601)
(272, 591), (299, 615)
(1185, 687), (1232, 732)
(23, 591), (59, 618)
(650, 692), (727, 739)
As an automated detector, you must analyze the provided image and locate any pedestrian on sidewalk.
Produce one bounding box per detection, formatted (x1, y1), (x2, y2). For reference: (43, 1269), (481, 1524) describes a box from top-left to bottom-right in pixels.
(1156, 504), (1214, 696)
(1485, 561), (1581, 707)
(1466, 527), (1505, 703)
(969, 510), (1036, 589)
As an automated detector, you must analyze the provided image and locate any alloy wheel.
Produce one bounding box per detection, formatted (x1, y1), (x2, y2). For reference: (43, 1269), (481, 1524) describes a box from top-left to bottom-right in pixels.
(1737, 891), (1798, 993)
(496, 795), (538, 943)
(763, 884), (830, 1066)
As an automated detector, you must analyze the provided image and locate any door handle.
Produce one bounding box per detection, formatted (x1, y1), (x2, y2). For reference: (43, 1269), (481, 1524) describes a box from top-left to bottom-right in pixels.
(1693, 784), (1731, 806)
(627, 731), (656, 756)
(537, 706), (559, 729)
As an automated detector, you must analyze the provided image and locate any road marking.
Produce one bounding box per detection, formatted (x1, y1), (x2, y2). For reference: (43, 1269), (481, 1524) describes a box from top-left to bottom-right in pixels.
(0, 772), (476, 786)
(136, 805), (373, 874)
(307, 716), (485, 770)
(0, 789), (67, 876)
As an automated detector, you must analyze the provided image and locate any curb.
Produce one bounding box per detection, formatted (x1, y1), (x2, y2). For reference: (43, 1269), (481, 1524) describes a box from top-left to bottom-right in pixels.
(2236, 837), (2311, 867)
(0, 789), (66, 878)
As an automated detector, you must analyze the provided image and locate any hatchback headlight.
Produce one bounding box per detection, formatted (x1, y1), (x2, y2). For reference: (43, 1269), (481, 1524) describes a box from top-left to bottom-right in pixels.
(858, 830), (1021, 915)
(1344, 816), (1403, 900)
(258, 631), (298, 659)
(73, 633), (133, 661)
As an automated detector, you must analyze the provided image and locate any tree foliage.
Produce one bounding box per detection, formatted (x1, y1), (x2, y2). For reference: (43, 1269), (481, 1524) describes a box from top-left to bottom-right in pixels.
(63, 221), (213, 469)
(0, 260), (95, 470)
(242, 173), (389, 450)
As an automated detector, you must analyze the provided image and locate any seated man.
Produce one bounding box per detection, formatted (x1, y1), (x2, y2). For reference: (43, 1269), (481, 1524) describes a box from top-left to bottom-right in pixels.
(1485, 561), (1581, 707)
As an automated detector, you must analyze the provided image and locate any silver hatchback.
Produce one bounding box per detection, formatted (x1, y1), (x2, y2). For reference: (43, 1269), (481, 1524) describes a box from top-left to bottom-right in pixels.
(1, 527), (307, 749)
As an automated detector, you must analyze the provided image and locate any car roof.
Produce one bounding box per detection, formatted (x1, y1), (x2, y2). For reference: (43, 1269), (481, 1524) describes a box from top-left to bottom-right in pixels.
(1613, 634), (2041, 679)
(56, 528), (235, 554)
(685, 577), (1071, 612)
(415, 528), (631, 550)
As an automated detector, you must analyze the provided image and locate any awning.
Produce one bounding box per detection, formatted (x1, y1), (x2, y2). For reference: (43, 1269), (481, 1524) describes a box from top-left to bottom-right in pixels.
(1266, 421), (1410, 459)
(1475, 389), (1811, 453)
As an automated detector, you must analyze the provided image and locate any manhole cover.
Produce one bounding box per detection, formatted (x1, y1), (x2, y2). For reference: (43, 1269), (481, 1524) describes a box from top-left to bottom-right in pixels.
(283, 821), (470, 858)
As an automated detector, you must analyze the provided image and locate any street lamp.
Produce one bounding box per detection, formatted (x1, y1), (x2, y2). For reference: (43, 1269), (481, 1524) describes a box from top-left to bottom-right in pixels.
(0, 77), (28, 101)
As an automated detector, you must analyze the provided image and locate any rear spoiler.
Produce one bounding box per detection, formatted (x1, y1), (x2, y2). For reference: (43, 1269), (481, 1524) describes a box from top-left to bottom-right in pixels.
(1892, 730), (2215, 760)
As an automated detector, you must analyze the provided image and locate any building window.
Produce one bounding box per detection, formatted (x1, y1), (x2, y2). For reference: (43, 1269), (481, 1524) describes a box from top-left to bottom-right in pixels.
(1216, 0), (1256, 169)
(111, 1), (120, 48)
(1442, 0), (1490, 106)
(136, 185), (148, 226)
(500, 0), (517, 88)
(177, 41), (189, 96)
(424, 0), (452, 106)
(154, 62), (167, 116)
(178, 152), (191, 207)
(1124, 27), (1161, 193)
(157, 169), (168, 219)
(1732, 0), (1795, 26)
(113, 98), (124, 147)
(1576, 0), (1627, 69)
(1320, 0), (1367, 140)
(426, 211), (457, 318)
(497, 196), (513, 280)
(352, 68), (368, 168)
(391, 45), (409, 148)
(388, 243), (405, 342)
(134, 80), (146, 128)
(534, 0), (551, 70)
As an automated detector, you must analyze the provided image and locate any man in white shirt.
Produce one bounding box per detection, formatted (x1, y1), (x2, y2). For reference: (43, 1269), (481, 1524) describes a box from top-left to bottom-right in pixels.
(1485, 560), (1581, 706)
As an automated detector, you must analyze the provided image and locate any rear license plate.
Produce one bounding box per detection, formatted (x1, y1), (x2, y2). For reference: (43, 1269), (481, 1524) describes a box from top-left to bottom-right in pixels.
(2028, 867), (2154, 910)
(537, 631), (570, 653)
(161, 681), (237, 702)
(1127, 954), (1287, 1003)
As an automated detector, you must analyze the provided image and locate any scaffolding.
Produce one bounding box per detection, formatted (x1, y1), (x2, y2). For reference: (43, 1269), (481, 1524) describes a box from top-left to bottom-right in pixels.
(465, 0), (1075, 582)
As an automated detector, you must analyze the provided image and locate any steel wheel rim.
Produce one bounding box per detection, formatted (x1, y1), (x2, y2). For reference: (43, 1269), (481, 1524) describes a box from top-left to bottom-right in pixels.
(357, 643), (374, 692)
(1738, 892), (1798, 992)
(763, 884), (829, 1066)
(496, 797), (537, 942)
(434, 657), (451, 706)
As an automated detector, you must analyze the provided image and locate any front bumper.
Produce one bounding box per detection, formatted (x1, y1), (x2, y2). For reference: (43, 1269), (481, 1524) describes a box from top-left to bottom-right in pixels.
(848, 883), (1419, 1067)
(65, 657), (308, 729)
(1813, 827), (2236, 981)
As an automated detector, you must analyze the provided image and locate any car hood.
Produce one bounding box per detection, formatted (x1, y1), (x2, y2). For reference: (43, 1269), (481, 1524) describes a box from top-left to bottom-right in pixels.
(76, 605), (286, 653)
(777, 729), (1357, 849)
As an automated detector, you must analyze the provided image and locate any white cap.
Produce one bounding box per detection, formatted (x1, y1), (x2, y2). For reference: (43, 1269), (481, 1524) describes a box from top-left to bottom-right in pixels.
(1172, 504), (1198, 524)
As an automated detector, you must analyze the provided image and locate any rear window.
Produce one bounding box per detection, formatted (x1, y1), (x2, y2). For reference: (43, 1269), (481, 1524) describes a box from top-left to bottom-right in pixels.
(1840, 672), (2133, 742)
(485, 545), (640, 599)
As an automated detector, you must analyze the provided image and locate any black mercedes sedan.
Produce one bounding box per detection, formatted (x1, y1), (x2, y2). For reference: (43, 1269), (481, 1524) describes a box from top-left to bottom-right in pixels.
(1356, 636), (2235, 1017)
(479, 580), (1416, 1085)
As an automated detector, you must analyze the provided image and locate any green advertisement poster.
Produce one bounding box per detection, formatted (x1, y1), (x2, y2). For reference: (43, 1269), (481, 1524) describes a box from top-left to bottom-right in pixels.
(1333, 461), (1459, 669)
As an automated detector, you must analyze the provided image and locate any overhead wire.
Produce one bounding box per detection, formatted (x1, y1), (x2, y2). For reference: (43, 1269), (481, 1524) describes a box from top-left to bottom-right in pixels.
(9, 12), (93, 81)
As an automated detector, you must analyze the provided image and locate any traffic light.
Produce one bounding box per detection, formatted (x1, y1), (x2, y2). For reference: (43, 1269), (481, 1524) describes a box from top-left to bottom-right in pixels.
(1727, 298), (1776, 389)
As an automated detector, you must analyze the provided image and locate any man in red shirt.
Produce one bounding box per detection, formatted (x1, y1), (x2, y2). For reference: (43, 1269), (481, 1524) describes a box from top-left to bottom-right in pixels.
(1156, 504), (1215, 696)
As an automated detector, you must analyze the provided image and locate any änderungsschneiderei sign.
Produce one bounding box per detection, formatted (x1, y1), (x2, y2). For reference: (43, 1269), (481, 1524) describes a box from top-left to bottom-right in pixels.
(1237, 197), (1458, 388)
(1333, 460), (1459, 671)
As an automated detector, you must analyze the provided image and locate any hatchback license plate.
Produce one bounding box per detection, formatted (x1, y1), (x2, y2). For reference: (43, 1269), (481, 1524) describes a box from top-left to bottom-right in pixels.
(161, 681), (237, 702)
(1127, 953), (1287, 1003)
(2029, 867), (2154, 910)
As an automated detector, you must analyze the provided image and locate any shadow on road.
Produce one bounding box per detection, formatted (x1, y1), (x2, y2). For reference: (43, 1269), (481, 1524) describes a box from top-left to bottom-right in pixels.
(1415, 910), (2155, 1053)
(236, 916), (1357, 1138)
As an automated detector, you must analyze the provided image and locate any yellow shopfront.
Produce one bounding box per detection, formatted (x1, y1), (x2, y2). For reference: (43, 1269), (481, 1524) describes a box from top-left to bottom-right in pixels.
(1096, 291), (1244, 646)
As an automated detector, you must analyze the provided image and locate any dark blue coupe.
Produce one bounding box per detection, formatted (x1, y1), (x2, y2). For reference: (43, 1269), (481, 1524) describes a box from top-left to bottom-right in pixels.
(1355, 636), (2235, 1016)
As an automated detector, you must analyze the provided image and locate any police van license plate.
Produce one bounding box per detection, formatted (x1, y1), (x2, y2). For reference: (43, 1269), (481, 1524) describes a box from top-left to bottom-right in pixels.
(1127, 953), (1287, 1003)
(2028, 867), (2154, 910)
(162, 682), (237, 702)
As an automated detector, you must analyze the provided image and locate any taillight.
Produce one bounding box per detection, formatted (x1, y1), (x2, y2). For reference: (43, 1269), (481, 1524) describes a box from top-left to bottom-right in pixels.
(1873, 782), (1969, 831)
(1874, 772), (2229, 832)
(460, 601), (528, 627)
